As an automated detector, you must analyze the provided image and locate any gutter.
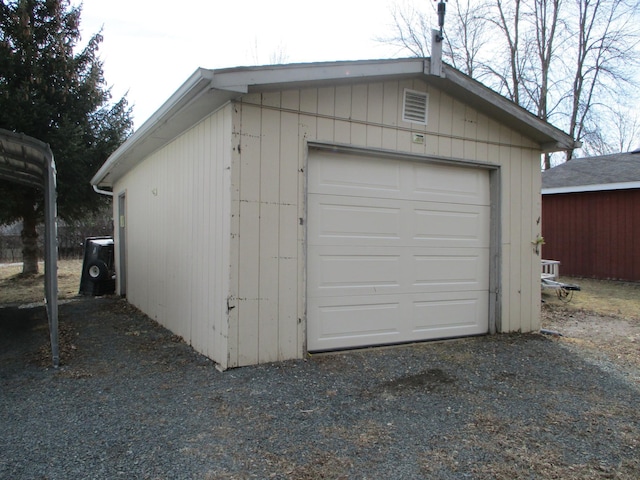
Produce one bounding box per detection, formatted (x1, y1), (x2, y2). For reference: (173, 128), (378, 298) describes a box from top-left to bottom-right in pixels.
(93, 184), (114, 196)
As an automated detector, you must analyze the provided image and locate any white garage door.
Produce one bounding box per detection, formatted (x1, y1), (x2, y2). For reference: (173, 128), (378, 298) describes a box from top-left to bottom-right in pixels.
(307, 150), (491, 351)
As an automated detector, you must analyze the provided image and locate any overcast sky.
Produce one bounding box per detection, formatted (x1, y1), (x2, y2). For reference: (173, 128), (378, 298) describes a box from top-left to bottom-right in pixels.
(75, 0), (418, 127)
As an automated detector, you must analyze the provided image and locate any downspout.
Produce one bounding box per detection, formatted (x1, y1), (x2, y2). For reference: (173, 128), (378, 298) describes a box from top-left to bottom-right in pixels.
(93, 184), (114, 197)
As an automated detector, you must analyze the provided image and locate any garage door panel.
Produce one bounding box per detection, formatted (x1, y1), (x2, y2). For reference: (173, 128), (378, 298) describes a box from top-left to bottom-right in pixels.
(307, 291), (488, 351)
(310, 250), (402, 294)
(412, 205), (490, 247)
(413, 249), (490, 291)
(309, 194), (490, 248)
(308, 196), (402, 244)
(309, 246), (489, 296)
(307, 297), (403, 350)
(411, 292), (488, 336)
(308, 151), (402, 197)
(410, 162), (490, 205)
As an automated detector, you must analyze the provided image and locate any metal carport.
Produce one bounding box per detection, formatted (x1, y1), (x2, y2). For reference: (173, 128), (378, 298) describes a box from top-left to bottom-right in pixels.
(0, 128), (59, 367)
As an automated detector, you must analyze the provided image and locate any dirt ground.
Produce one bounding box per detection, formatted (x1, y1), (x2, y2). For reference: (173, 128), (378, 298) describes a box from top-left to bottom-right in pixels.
(541, 277), (640, 386)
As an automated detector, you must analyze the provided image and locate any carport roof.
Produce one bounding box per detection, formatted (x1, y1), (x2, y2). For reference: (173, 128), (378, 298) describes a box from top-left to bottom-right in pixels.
(92, 58), (578, 188)
(0, 128), (54, 188)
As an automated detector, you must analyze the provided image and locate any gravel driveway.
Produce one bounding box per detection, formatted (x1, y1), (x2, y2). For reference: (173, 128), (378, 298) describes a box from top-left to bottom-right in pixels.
(1, 297), (639, 479)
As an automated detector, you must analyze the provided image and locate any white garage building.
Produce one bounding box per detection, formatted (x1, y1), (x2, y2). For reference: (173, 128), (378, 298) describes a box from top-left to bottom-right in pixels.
(91, 58), (575, 370)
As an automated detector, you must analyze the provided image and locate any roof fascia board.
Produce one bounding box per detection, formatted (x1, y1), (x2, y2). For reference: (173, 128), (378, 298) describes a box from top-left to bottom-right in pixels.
(542, 181), (640, 194)
(211, 58), (425, 91)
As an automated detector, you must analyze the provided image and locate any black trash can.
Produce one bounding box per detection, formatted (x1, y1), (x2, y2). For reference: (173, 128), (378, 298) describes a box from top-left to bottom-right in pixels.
(79, 236), (116, 295)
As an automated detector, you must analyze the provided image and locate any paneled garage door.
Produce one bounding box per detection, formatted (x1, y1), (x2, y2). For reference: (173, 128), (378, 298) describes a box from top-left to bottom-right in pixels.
(307, 150), (491, 351)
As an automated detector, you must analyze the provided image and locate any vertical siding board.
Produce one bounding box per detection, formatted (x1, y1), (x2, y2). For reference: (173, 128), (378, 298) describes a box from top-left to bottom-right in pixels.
(351, 84), (368, 122)
(228, 105), (242, 368)
(425, 85), (439, 135)
(300, 88), (318, 115)
(351, 122), (367, 146)
(317, 87), (335, 140)
(351, 83), (367, 143)
(279, 109), (300, 359)
(217, 105), (233, 368)
(317, 87), (334, 116)
(237, 102), (262, 366)
(281, 90), (300, 111)
(206, 116), (217, 360)
(195, 123), (207, 350)
(335, 120), (351, 144)
(521, 147), (535, 332)
(258, 202), (280, 362)
(257, 107), (281, 362)
(436, 92), (453, 156)
(367, 82), (384, 149)
(278, 203), (299, 359)
(529, 151), (541, 331)
(367, 83), (384, 124)
(238, 200), (260, 365)
(280, 111), (300, 205)
(334, 85), (351, 120)
(382, 81), (399, 127)
(503, 143), (521, 332)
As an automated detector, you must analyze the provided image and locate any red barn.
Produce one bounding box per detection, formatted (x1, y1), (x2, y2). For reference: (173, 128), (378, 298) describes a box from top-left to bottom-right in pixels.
(541, 149), (640, 281)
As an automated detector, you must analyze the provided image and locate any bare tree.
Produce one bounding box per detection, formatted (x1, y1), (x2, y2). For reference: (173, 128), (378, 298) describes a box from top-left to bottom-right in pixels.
(444, 0), (490, 77)
(524, 0), (563, 169)
(380, 0), (489, 77)
(383, 0), (640, 164)
(564, 0), (640, 160)
(486, 0), (525, 105)
(382, 1), (434, 58)
(582, 105), (640, 155)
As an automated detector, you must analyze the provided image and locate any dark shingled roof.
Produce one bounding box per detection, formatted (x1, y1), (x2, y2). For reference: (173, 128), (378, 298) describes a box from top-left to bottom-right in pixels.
(542, 149), (640, 189)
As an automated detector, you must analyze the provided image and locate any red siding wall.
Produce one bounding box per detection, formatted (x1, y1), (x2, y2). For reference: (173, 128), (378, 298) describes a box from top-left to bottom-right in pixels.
(541, 189), (640, 281)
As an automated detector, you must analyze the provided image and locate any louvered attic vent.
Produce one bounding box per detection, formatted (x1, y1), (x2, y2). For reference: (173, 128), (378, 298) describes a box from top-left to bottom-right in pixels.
(402, 89), (429, 125)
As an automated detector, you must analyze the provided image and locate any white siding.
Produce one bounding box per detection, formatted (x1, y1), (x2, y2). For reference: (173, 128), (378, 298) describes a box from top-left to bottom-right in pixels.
(113, 105), (233, 369)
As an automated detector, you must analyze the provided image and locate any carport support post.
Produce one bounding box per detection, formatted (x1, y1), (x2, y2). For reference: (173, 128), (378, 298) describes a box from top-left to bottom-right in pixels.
(44, 153), (59, 368)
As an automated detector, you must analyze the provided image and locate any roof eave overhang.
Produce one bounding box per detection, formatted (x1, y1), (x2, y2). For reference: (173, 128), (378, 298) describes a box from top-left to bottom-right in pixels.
(438, 65), (576, 152)
(92, 58), (577, 188)
(91, 68), (243, 187)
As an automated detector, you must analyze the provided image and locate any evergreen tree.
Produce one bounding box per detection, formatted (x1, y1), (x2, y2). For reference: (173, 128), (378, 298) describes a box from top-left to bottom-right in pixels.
(0, 0), (133, 273)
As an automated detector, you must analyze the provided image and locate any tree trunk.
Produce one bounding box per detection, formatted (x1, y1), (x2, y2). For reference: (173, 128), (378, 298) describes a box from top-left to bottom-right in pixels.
(20, 192), (39, 275)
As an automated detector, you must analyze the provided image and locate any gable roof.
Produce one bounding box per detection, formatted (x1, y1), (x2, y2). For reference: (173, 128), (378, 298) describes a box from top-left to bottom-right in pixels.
(92, 58), (577, 188)
(541, 150), (640, 194)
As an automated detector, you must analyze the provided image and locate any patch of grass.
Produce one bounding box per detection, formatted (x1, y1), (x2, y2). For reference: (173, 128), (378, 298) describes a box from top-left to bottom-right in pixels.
(0, 259), (83, 305)
(542, 276), (640, 319)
